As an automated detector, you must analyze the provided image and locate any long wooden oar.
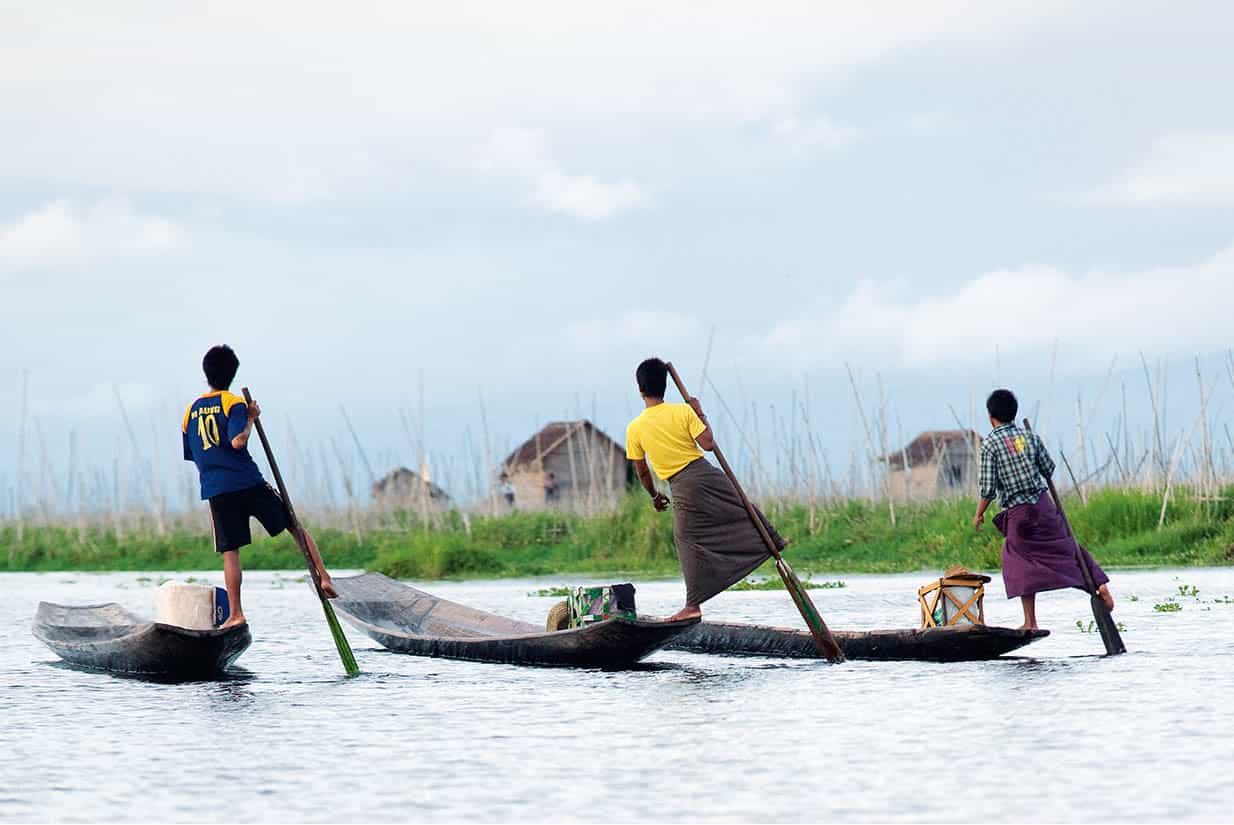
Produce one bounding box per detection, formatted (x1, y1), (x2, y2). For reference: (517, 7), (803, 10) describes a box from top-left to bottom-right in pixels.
(243, 387), (361, 676)
(666, 363), (844, 662)
(1024, 420), (1125, 655)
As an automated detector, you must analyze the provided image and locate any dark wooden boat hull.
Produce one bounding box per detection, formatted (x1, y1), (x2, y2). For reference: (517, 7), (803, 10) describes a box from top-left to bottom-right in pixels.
(668, 621), (1049, 662)
(333, 572), (698, 668)
(33, 602), (251, 678)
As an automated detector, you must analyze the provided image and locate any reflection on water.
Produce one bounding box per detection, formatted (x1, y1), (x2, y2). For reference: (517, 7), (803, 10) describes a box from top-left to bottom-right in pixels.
(3, 568), (1234, 822)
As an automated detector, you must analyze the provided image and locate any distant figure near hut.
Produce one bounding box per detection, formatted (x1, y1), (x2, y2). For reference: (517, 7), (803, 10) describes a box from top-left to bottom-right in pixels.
(371, 467), (451, 510)
(501, 420), (629, 511)
(544, 472), (558, 504)
(885, 430), (980, 499)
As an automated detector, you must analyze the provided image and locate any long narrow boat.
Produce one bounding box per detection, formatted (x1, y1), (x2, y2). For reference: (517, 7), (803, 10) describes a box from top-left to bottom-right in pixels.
(33, 602), (251, 678)
(332, 572), (697, 668)
(669, 621), (1048, 662)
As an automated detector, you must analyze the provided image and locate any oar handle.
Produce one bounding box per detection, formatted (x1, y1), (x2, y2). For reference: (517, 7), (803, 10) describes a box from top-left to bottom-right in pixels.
(242, 387), (325, 598)
(665, 362), (783, 561)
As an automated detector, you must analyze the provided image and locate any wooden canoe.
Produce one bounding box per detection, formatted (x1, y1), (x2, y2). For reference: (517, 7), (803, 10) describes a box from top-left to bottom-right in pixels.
(33, 602), (251, 678)
(668, 621), (1049, 662)
(332, 572), (698, 668)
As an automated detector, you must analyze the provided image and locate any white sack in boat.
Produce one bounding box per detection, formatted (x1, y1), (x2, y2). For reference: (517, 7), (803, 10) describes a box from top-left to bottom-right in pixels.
(155, 582), (218, 630)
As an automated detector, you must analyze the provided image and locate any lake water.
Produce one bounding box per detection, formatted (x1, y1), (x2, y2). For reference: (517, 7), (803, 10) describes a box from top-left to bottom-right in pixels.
(3, 567), (1233, 822)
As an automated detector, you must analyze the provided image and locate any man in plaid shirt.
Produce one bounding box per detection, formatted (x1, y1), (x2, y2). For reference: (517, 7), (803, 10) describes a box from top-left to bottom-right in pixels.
(974, 389), (1113, 629)
(975, 417), (1053, 517)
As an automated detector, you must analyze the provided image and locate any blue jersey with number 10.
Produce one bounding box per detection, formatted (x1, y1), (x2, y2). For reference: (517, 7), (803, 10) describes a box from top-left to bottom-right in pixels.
(181, 390), (264, 499)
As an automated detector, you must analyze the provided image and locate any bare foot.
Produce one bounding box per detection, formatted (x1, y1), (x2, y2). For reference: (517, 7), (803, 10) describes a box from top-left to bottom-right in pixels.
(318, 573), (339, 599)
(220, 613), (247, 629)
(1017, 622), (1038, 631)
(667, 605), (702, 622)
(1098, 584), (1114, 612)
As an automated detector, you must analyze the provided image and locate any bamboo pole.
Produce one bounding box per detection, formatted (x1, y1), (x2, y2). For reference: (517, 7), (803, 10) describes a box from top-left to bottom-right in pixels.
(478, 389), (496, 517)
(113, 385), (165, 536)
(14, 370), (27, 551)
(329, 437), (363, 545)
(877, 374), (895, 526)
(845, 364), (889, 518)
(417, 373), (428, 528)
(340, 404), (377, 488)
(1196, 358), (1215, 508)
(801, 382), (818, 533)
(112, 436), (124, 543)
(1042, 338), (1058, 447)
(1158, 414), (1202, 529)
(34, 418), (53, 525)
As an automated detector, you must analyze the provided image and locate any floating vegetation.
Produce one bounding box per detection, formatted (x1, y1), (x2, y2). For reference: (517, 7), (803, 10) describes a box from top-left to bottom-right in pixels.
(732, 577), (846, 591)
(1153, 599), (1182, 612)
(1177, 583), (1200, 598)
(1128, 595), (1139, 602)
(528, 586), (572, 597)
(1210, 595), (1234, 604)
(1076, 619), (1128, 633)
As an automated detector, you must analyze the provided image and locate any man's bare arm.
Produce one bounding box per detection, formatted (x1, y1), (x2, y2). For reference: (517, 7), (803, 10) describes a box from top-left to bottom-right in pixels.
(973, 497), (993, 531)
(695, 427), (715, 452)
(230, 401), (260, 450)
(633, 458), (670, 511)
(633, 458), (656, 496)
(687, 396), (716, 452)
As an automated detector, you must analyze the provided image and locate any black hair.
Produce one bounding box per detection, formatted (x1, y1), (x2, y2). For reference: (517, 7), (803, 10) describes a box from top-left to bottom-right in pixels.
(986, 389), (1018, 424)
(203, 345), (240, 390)
(636, 358), (668, 398)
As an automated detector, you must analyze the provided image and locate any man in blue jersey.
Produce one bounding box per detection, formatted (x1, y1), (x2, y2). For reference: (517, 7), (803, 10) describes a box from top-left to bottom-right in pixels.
(183, 345), (337, 628)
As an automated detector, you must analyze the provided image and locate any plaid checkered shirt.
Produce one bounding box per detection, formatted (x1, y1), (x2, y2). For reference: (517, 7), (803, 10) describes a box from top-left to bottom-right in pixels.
(978, 423), (1054, 508)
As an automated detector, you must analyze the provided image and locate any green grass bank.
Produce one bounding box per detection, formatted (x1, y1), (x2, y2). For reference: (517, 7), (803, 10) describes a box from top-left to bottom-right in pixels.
(3, 487), (1233, 578)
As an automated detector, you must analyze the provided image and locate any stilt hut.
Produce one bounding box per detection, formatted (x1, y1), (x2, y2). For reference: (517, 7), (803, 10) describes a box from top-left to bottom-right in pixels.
(500, 420), (630, 511)
(371, 467), (452, 510)
(885, 430), (980, 500)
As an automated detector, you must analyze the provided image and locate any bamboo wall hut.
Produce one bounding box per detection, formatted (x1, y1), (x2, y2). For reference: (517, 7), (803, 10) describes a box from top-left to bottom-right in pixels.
(371, 467), (452, 511)
(885, 430), (980, 499)
(500, 420), (630, 511)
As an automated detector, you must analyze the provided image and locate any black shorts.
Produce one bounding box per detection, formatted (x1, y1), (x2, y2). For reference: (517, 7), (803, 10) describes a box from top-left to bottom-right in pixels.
(208, 483), (289, 553)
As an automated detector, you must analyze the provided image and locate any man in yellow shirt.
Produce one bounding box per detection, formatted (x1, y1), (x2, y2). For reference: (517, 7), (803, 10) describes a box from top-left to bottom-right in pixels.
(627, 358), (785, 621)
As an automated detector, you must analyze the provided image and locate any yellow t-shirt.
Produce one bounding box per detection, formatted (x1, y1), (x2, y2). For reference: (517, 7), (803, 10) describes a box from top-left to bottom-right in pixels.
(626, 402), (708, 480)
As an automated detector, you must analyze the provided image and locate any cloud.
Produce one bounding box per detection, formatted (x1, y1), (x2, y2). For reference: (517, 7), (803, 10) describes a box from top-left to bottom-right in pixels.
(0, 3), (1079, 204)
(0, 198), (185, 273)
(1082, 132), (1234, 206)
(483, 128), (647, 220)
(531, 172), (646, 220)
(742, 242), (1234, 371)
(772, 116), (861, 153)
(564, 310), (703, 354)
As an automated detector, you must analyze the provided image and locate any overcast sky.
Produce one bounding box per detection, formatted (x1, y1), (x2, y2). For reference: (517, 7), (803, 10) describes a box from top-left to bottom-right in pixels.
(3, 2), (1233, 503)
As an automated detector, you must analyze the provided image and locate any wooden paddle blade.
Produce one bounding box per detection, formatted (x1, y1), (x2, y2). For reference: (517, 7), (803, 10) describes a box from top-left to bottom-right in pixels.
(322, 596), (361, 676)
(1090, 594), (1126, 656)
(776, 558), (845, 663)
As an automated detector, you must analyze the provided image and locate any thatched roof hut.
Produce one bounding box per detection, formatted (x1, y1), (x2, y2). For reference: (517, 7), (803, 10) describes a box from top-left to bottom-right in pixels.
(500, 420), (630, 510)
(885, 429), (980, 498)
(371, 467), (451, 508)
